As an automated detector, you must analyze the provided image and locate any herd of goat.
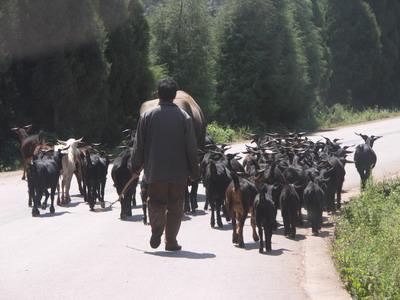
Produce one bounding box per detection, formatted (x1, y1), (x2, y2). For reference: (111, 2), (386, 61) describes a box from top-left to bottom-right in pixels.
(11, 124), (381, 253)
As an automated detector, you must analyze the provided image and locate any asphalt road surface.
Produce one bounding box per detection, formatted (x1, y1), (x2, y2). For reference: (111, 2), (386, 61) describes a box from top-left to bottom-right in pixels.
(1, 117), (400, 300)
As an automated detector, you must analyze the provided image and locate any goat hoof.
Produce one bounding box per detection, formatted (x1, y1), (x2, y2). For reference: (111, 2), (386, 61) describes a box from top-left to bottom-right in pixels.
(259, 248), (264, 254)
(50, 207), (55, 214)
(90, 207), (95, 212)
(41, 203), (46, 210)
(100, 202), (105, 209)
(217, 221), (223, 228)
(32, 208), (40, 217)
(238, 242), (245, 248)
(211, 222), (215, 228)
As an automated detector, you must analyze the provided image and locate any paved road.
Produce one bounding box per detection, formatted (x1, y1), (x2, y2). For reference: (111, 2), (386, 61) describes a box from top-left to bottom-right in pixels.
(1, 117), (400, 300)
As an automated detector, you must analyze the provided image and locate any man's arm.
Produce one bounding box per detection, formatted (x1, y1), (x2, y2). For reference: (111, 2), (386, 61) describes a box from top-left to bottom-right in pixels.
(185, 117), (200, 180)
(131, 115), (146, 174)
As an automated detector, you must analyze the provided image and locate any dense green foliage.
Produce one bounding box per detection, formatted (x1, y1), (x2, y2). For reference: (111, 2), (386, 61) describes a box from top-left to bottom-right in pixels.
(0, 0), (153, 164)
(3, 0), (400, 167)
(148, 0), (216, 112)
(333, 180), (400, 299)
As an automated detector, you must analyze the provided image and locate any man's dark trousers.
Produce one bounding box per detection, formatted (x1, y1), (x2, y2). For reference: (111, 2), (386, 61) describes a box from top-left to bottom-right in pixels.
(148, 181), (185, 247)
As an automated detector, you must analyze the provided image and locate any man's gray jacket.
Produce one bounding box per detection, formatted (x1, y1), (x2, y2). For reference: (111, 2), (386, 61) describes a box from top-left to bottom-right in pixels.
(132, 101), (199, 185)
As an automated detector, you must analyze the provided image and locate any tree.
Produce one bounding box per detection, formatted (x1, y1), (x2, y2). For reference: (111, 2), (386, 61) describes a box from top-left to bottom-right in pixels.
(216, 0), (313, 127)
(99, 0), (154, 141)
(149, 0), (215, 112)
(326, 0), (381, 107)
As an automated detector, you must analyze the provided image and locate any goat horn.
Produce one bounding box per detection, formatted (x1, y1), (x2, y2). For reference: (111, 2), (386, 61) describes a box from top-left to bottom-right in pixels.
(57, 139), (67, 145)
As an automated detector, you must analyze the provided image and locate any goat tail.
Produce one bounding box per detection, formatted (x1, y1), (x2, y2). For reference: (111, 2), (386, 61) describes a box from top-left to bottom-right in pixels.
(231, 172), (240, 191)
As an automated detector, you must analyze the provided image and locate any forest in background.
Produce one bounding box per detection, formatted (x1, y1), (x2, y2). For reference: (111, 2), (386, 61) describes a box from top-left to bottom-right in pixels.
(2, 0), (400, 167)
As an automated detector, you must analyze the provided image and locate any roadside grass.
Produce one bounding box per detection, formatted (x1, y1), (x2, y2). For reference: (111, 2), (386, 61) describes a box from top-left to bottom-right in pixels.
(315, 104), (400, 129)
(333, 179), (400, 299)
(207, 105), (400, 144)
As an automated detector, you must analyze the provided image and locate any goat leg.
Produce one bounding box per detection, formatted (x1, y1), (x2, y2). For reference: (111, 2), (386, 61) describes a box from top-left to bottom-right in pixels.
(258, 225), (264, 253)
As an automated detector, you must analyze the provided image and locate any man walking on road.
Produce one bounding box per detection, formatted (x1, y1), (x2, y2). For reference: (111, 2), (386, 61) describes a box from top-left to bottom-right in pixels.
(132, 78), (199, 251)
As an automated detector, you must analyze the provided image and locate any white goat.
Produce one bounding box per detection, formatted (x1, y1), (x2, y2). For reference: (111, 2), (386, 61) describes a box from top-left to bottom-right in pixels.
(56, 138), (83, 204)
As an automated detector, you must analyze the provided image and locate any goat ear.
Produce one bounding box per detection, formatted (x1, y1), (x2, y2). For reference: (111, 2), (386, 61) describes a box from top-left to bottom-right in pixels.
(372, 135), (382, 141)
(24, 124), (33, 132)
(57, 139), (67, 145)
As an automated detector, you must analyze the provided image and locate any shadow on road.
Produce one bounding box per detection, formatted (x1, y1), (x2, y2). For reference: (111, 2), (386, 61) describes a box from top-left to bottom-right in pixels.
(93, 206), (113, 213)
(121, 215), (144, 222)
(317, 230), (331, 238)
(238, 242), (291, 256)
(126, 246), (216, 259)
(144, 250), (216, 259)
(59, 201), (81, 208)
(185, 210), (207, 217)
(39, 211), (71, 218)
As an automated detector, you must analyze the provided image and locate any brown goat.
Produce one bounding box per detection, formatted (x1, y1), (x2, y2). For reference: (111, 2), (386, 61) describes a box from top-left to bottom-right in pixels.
(11, 125), (42, 180)
(225, 173), (259, 248)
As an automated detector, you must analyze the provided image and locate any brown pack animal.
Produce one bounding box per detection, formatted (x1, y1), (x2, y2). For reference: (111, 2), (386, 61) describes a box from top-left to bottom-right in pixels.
(11, 125), (43, 180)
(129, 91), (206, 212)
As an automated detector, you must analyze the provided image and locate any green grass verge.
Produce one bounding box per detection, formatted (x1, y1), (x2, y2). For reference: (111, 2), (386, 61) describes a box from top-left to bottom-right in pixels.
(207, 105), (400, 144)
(333, 179), (400, 299)
(315, 104), (400, 129)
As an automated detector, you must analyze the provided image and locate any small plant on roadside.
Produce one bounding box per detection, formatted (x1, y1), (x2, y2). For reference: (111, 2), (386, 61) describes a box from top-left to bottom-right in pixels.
(333, 179), (400, 299)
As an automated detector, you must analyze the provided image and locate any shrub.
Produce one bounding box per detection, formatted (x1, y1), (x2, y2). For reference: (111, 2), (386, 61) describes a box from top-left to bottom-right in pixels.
(333, 179), (400, 299)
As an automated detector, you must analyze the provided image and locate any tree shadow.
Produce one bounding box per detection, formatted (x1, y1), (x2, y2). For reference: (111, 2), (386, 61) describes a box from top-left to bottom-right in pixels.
(39, 211), (71, 218)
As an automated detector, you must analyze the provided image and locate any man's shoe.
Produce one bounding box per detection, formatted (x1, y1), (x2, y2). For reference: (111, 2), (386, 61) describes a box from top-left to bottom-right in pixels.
(150, 234), (161, 249)
(165, 244), (182, 251)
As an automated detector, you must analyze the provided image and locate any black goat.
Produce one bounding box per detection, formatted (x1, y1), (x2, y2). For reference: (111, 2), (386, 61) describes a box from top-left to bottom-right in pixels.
(303, 178), (325, 236)
(254, 184), (276, 253)
(278, 168), (299, 239)
(354, 133), (382, 188)
(27, 148), (66, 217)
(83, 150), (109, 211)
(111, 148), (138, 220)
(203, 160), (232, 228)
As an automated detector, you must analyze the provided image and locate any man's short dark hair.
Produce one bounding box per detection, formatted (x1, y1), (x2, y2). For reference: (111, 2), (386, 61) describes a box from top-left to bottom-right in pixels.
(158, 78), (178, 102)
